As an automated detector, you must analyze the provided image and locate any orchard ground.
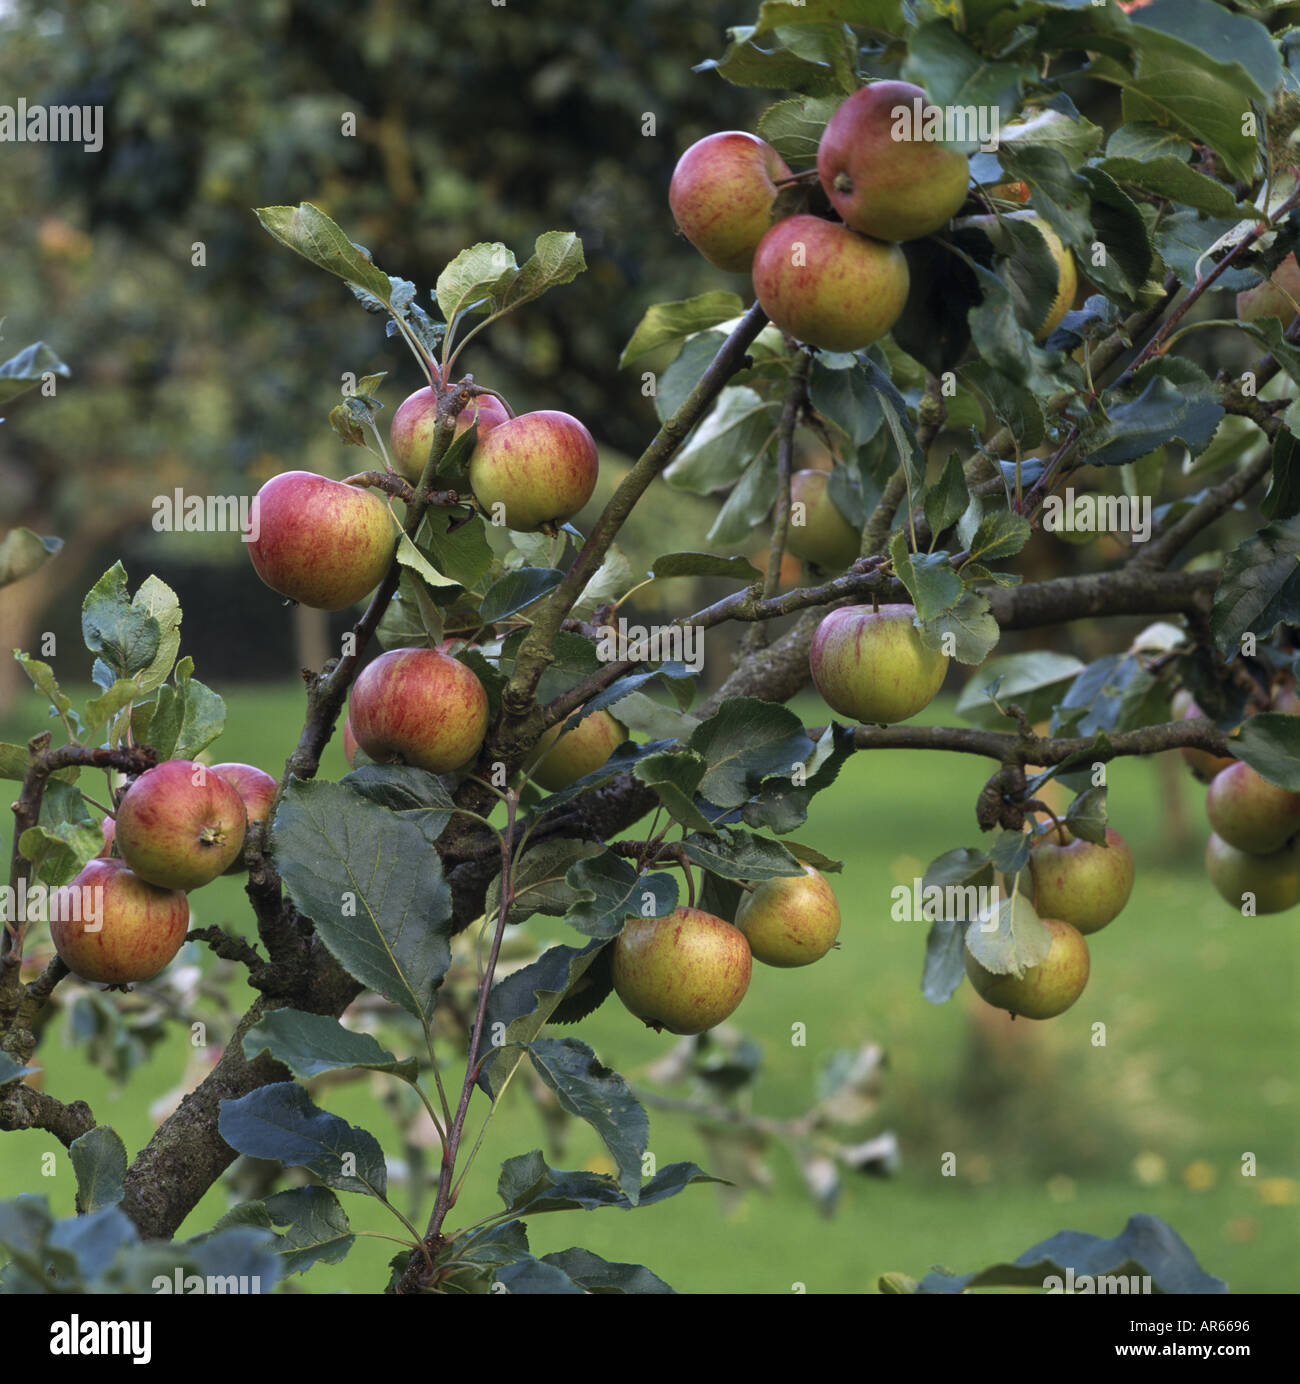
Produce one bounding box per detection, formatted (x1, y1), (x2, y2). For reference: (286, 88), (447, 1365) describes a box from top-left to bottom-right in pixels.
(3, 684), (1295, 1293)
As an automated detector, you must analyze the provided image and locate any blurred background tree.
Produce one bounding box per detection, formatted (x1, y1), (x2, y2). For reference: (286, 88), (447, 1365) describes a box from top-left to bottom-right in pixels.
(0, 0), (761, 710)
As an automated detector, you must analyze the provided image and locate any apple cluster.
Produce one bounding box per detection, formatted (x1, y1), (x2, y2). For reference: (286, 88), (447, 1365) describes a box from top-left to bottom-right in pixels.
(966, 823), (1136, 1021)
(611, 864), (841, 1036)
(669, 81), (974, 352)
(53, 760), (277, 986)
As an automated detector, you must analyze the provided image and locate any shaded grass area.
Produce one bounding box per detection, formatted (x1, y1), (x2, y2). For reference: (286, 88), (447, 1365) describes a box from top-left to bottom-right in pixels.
(2, 682), (1296, 1293)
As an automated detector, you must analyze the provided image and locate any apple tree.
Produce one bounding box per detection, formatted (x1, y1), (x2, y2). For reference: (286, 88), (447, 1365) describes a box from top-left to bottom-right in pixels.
(2, 0), (1298, 1295)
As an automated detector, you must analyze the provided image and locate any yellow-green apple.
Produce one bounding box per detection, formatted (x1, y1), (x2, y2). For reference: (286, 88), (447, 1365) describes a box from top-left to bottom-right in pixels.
(783, 469), (860, 570)
(612, 907), (752, 1035)
(1206, 760), (1300, 855)
(817, 80), (970, 242)
(210, 763), (278, 872)
(51, 858), (190, 985)
(1029, 824), (1134, 935)
(247, 471), (395, 610)
(530, 710), (625, 791)
(809, 603), (948, 724)
(468, 410), (599, 532)
(967, 210), (1077, 340)
(734, 864), (840, 967)
(1205, 832), (1300, 914)
(115, 760), (248, 891)
(668, 131), (793, 273)
(1236, 253), (1300, 322)
(349, 647), (489, 774)
(964, 917), (1090, 1019)
(389, 388), (511, 484)
(752, 215), (909, 352)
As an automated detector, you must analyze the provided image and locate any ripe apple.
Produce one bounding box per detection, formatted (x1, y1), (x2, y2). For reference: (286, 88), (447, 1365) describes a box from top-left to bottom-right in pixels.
(98, 815), (116, 857)
(752, 215), (910, 352)
(389, 387), (510, 484)
(1235, 253), (1300, 322)
(349, 647), (489, 775)
(210, 763), (278, 872)
(612, 907), (752, 1035)
(668, 131), (793, 273)
(1028, 824), (1134, 935)
(809, 603), (948, 724)
(51, 858), (190, 985)
(1205, 760), (1300, 855)
(784, 470), (860, 571)
(817, 80), (970, 243)
(1205, 833), (1300, 915)
(247, 471), (395, 611)
(342, 716), (359, 768)
(115, 760), (248, 891)
(530, 710), (626, 791)
(734, 865), (840, 968)
(964, 917), (1090, 1019)
(468, 410), (599, 532)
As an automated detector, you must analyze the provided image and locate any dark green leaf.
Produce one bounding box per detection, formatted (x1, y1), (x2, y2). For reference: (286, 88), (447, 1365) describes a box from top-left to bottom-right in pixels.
(1211, 518), (1300, 655)
(68, 1127), (127, 1213)
(565, 853), (679, 939)
(620, 293), (746, 367)
(540, 1246), (674, 1294)
(242, 1009), (419, 1083)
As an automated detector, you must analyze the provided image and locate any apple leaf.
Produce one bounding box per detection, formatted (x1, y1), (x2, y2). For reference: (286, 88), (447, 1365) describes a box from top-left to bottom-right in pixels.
(242, 1010), (420, 1084)
(479, 567), (564, 624)
(81, 563), (162, 681)
(0, 528), (62, 590)
(1211, 517), (1300, 656)
(964, 889), (1051, 977)
(755, 93), (843, 161)
(497, 230), (587, 314)
(961, 361), (1046, 452)
(1064, 786), (1109, 845)
(147, 656), (226, 762)
(1085, 358), (1223, 466)
(682, 828), (803, 882)
(14, 651), (73, 723)
(255, 203), (394, 301)
(527, 1037), (648, 1202)
(395, 530), (459, 590)
(650, 551), (763, 581)
(472, 940), (612, 1099)
(495, 1149), (723, 1218)
(955, 651), (1084, 729)
(742, 721), (857, 836)
(1230, 713), (1300, 792)
(218, 1082), (389, 1199)
(915, 1213), (1227, 1294)
(922, 918), (969, 1005)
(261, 1186), (354, 1277)
(485, 839), (606, 926)
(662, 386), (776, 494)
(1095, 154), (1237, 218)
(539, 1247), (674, 1295)
(435, 241), (519, 323)
(0, 341), (70, 407)
(809, 357), (885, 448)
(634, 749), (714, 834)
(272, 778), (453, 1023)
(68, 1127), (128, 1214)
(689, 698), (815, 810)
(129, 575), (182, 697)
(564, 853), (679, 939)
(695, 22), (859, 97)
(1262, 429), (1300, 525)
(340, 764), (454, 842)
(619, 292), (745, 368)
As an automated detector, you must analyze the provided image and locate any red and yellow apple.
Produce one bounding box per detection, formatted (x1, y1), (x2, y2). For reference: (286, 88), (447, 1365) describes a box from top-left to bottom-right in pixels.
(389, 387), (511, 484)
(734, 865), (840, 967)
(529, 710), (625, 791)
(114, 760), (248, 891)
(468, 410), (599, 532)
(52, 858), (190, 985)
(809, 603), (948, 725)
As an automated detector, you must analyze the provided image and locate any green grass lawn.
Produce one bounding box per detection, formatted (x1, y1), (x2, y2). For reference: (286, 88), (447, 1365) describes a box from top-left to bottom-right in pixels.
(3, 681), (1297, 1293)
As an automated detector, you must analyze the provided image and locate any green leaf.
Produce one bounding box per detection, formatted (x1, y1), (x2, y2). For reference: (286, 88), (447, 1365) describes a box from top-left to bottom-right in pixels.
(755, 94), (843, 162)
(474, 940), (612, 1099)
(395, 529), (458, 590)
(1104, 122), (1194, 163)
(1261, 429), (1300, 524)
(696, 22), (859, 97)
(1232, 713), (1300, 792)
(968, 511), (1032, 564)
(485, 839), (605, 926)
(68, 1127), (128, 1213)
(18, 820), (103, 887)
(890, 534), (963, 621)
(662, 387), (776, 494)
(1154, 210), (1260, 294)
(1087, 358), (1224, 466)
(901, 22), (1031, 143)
(619, 293), (746, 368)
(650, 552), (763, 581)
(961, 362), (1046, 451)
(916, 1213), (1227, 1295)
(1236, 317), (1300, 393)
(496, 1148), (722, 1217)
(15, 650), (72, 721)
(565, 854), (679, 939)
(242, 1009), (420, 1083)
(130, 575), (182, 696)
(809, 358), (885, 447)
(0, 341), (70, 406)
(218, 1082), (388, 1199)
(539, 1247), (673, 1294)
(527, 1037), (648, 1201)
(147, 657), (226, 761)
(922, 919), (968, 1005)
(996, 108), (1103, 170)
(955, 651), (1085, 729)
(0, 529), (62, 589)
(634, 750), (715, 834)
(1079, 166), (1153, 303)
(925, 455), (971, 542)
(419, 507), (495, 592)
(964, 890), (1051, 977)
(255, 203), (394, 300)
(688, 699), (815, 809)
(264, 1186), (354, 1276)
(480, 568), (564, 624)
(435, 241), (520, 323)
(682, 828), (803, 882)
(272, 779), (453, 1023)
(751, 0), (905, 37)
(1064, 786), (1109, 846)
(497, 230), (587, 314)
(1094, 156), (1238, 218)
(81, 563), (161, 680)
(1126, 0), (1282, 104)
(339, 764), (454, 843)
